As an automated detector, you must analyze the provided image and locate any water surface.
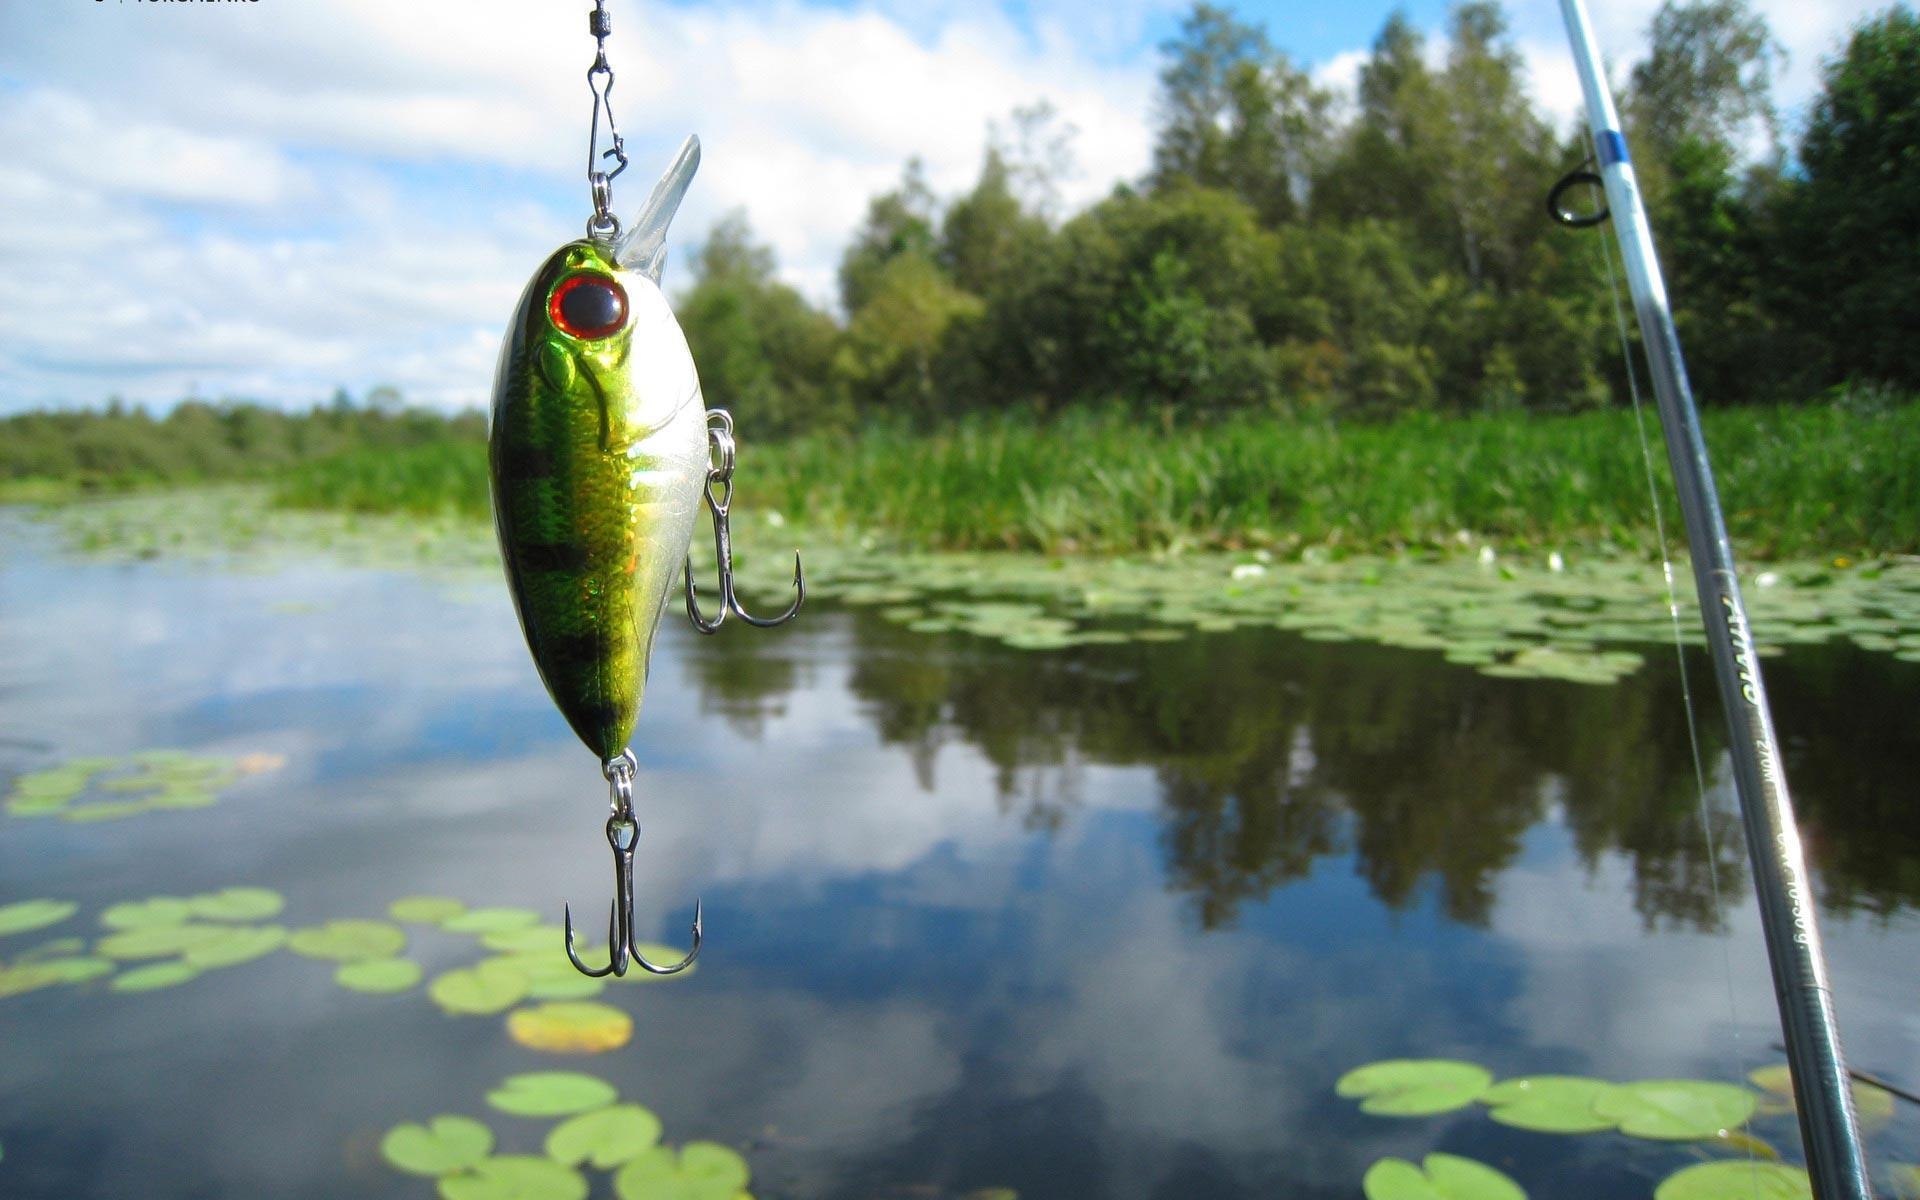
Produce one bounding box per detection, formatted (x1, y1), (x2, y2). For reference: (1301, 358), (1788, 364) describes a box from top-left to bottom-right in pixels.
(1, 511), (1915, 1199)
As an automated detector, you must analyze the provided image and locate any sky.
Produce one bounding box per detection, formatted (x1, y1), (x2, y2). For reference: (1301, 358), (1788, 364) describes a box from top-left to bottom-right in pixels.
(0, 0), (1889, 415)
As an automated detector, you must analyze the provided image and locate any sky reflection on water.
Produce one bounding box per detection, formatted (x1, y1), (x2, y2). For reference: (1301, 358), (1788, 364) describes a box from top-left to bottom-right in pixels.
(0, 512), (1915, 1200)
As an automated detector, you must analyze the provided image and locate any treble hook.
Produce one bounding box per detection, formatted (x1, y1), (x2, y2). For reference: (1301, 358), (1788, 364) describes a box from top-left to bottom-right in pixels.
(684, 409), (804, 633)
(562, 750), (702, 978)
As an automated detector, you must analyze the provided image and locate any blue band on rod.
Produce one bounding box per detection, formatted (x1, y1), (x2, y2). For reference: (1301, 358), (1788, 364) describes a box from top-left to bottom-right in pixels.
(1597, 130), (1629, 167)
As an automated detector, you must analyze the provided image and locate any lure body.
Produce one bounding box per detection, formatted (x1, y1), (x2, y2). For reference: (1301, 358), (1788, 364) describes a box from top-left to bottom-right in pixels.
(489, 237), (709, 760)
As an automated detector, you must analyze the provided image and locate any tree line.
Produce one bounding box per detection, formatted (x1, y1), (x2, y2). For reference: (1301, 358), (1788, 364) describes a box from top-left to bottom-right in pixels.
(675, 0), (1919, 435)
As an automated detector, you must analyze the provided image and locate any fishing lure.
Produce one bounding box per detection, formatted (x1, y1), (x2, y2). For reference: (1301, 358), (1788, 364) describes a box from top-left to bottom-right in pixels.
(489, 3), (801, 978)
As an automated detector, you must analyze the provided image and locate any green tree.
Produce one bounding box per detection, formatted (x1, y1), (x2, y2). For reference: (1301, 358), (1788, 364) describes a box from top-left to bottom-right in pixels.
(677, 212), (846, 436)
(838, 160), (940, 314)
(1781, 4), (1920, 388)
(1151, 3), (1331, 225)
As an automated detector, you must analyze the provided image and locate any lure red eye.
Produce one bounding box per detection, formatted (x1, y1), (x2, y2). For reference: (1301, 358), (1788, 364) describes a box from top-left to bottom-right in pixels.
(549, 273), (628, 339)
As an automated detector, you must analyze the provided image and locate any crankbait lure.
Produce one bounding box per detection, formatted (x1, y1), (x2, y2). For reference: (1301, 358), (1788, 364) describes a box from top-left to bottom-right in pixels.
(489, 3), (801, 978)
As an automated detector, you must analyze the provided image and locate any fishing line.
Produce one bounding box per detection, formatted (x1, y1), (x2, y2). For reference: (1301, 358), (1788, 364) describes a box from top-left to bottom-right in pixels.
(1587, 185), (1753, 1114)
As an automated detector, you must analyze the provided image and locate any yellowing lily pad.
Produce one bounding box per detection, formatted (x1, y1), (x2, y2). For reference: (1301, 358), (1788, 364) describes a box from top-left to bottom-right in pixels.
(1654, 1162), (1813, 1200)
(1591, 1080), (1757, 1140)
(430, 962), (532, 1015)
(485, 1072), (618, 1118)
(1748, 1064), (1896, 1130)
(0, 956), (114, 997)
(0, 899), (78, 937)
(111, 961), (202, 992)
(479, 925), (565, 954)
(506, 1001), (633, 1054)
(1479, 1075), (1614, 1133)
(1337, 1059), (1493, 1116)
(1362, 1153), (1527, 1200)
(337, 958), (424, 994)
(186, 887), (285, 922)
(439, 1155), (588, 1200)
(390, 896), (469, 925)
(612, 1142), (751, 1200)
(287, 919), (407, 962)
(381, 1115), (495, 1176)
(545, 1104), (662, 1169)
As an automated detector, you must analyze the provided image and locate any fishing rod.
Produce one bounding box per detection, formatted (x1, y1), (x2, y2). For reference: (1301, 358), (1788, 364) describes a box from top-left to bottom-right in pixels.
(1552, 2), (1874, 1196)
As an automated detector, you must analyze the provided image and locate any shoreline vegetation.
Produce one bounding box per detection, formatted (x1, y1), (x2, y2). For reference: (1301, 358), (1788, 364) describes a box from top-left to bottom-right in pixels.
(3, 396), (1916, 561)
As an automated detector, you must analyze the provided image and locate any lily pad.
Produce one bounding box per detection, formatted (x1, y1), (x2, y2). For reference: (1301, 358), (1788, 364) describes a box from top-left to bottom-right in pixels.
(391, 896), (469, 925)
(1591, 1080), (1757, 1140)
(186, 887), (284, 922)
(1747, 1064), (1896, 1130)
(439, 1155), (588, 1200)
(0, 956), (114, 997)
(1654, 1162), (1812, 1200)
(545, 1104), (663, 1169)
(430, 962), (532, 1015)
(1337, 1059), (1493, 1116)
(111, 961), (202, 992)
(100, 897), (194, 929)
(182, 924), (287, 968)
(0, 899), (78, 937)
(506, 1001), (634, 1054)
(287, 919), (407, 962)
(95, 922), (229, 960)
(442, 908), (542, 935)
(479, 925), (566, 954)
(485, 1072), (619, 1118)
(1479, 1075), (1614, 1133)
(336, 958), (424, 994)
(1362, 1154), (1527, 1200)
(612, 1142), (752, 1200)
(381, 1115), (495, 1176)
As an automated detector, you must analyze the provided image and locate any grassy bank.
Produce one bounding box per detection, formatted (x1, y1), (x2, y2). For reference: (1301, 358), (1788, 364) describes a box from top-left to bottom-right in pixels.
(276, 401), (1920, 558)
(13, 399), (1917, 559)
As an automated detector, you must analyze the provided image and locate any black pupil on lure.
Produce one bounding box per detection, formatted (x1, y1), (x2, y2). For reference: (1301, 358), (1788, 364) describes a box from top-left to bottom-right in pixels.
(556, 277), (625, 338)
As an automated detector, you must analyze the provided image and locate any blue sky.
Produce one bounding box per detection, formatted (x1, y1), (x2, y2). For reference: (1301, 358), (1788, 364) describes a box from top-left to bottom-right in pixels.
(0, 0), (1881, 415)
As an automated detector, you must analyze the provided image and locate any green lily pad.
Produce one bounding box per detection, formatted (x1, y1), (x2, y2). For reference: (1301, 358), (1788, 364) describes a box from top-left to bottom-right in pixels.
(0, 899), (78, 937)
(186, 887), (284, 922)
(439, 1155), (588, 1200)
(613, 1142), (751, 1200)
(430, 962), (532, 1015)
(1362, 1153), (1527, 1200)
(95, 922), (229, 960)
(1888, 1164), (1920, 1200)
(182, 924), (287, 968)
(506, 1001), (633, 1054)
(390, 896), (469, 925)
(1654, 1161), (1812, 1200)
(287, 919), (407, 962)
(100, 897), (194, 929)
(1479, 1075), (1614, 1133)
(381, 1115), (495, 1176)
(1337, 1059), (1493, 1116)
(545, 1104), (663, 1169)
(486, 1072), (618, 1118)
(1591, 1080), (1757, 1140)
(111, 961), (202, 992)
(336, 958), (424, 994)
(441, 908), (542, 935)
(479, 925), (566, 954)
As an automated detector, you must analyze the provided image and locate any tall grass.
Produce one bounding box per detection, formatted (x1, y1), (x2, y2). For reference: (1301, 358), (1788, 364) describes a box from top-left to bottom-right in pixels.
(267, 400), (1920, 559)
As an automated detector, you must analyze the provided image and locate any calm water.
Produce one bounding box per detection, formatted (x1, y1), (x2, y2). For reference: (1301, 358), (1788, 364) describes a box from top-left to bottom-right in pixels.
(0, 511), (1916, 1199)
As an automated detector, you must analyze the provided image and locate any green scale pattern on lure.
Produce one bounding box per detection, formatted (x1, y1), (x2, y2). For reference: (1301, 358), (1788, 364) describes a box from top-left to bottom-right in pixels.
(489, 147), (710, 762)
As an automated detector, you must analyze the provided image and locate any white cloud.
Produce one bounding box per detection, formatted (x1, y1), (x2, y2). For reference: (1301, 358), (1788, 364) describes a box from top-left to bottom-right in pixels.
(0, 0), (1155, 412)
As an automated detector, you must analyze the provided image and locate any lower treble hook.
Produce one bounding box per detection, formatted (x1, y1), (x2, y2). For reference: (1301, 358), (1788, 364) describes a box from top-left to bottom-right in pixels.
(562, 751), (702, 978)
